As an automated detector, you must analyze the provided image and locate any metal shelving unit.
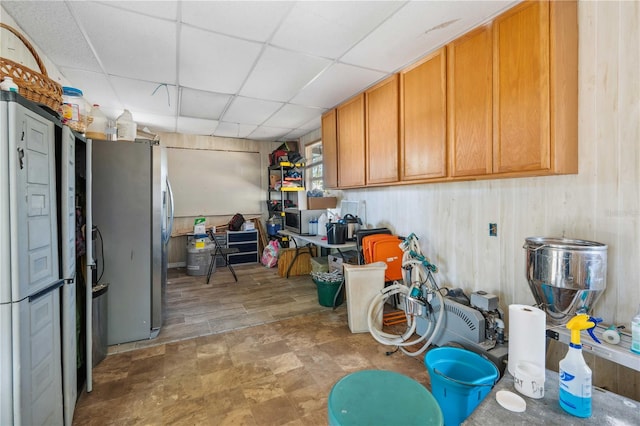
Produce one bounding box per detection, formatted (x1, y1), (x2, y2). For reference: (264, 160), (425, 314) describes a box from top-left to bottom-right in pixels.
(267, 161), (306, 232)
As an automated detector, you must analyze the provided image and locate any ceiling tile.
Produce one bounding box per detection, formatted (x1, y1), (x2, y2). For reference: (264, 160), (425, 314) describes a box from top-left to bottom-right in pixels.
(299, 115), (323, 131)
(2, 1), (102, 72)
(71, 2), (177, 83)
(237, 124), (259, 139)
(223, 97), (284, 126)
(240, 46), (332, 102)
(213, 122), (239, 138)
(249, 125), (293, 141)
(58, 67), (120, 113)
(99, 1), (178, 21)
(180, 88), (232, 120)
(176, 117), (219, 135)
(282, 128), (312, 140)
(342, 1), (516, 72)
(263, 104), (324, 129)
(214, 122), (258, 139)
(110, 76), (178, 116)
(128, 111), (177, 133)
(272, 1), (404, 59)
(179, 26), (262, 94)
(290, 63), (385, 109)
(181, 1), (292, 42)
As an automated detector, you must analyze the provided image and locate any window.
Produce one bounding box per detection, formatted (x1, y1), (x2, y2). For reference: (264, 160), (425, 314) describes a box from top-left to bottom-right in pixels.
(304, 140), (323, 192)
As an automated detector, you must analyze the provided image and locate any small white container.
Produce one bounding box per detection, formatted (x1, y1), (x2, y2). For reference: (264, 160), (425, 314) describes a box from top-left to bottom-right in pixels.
(0, 77), (19, 93)
(86, 104), (108, 140)
(513, 361), (545, 399)
(116, 109), (136, 141)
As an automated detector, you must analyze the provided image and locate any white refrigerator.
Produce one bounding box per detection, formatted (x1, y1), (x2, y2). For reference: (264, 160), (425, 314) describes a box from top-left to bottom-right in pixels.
(59, 124), (79, 425)
(0, 93), (64, 425)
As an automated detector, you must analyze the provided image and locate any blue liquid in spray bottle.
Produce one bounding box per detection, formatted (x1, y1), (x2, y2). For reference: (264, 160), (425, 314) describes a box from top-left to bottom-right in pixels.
(558, 314), (601, 418)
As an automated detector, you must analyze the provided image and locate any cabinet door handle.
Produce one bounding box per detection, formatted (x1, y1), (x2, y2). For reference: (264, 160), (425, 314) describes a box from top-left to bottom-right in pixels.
(17, 147), (24, 169)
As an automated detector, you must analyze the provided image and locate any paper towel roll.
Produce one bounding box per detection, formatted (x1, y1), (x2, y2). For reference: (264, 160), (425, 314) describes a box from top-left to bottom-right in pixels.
(507, 304), (546, 377)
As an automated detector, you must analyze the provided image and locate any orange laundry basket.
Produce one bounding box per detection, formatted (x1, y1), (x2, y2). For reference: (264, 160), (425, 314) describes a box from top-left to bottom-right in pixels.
(362, 234), (404, 281)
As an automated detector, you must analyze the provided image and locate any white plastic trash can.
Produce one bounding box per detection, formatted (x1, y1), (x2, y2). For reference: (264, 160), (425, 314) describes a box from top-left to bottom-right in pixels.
(343, 262), (387, 333)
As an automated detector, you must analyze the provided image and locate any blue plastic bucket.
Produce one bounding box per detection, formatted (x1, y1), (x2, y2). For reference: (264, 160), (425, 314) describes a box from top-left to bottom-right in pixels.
(425, 347), (499, 426)
(267, 222), (280, 236)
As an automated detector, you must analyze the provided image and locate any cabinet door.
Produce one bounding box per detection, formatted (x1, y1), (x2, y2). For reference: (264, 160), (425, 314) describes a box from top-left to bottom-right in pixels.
(366, 75), (399, 184)
(321, 110), (338, 189)
(337, 94), (366, 188)
(400, 47), (447, 181)
(448, 25), (493, 177)
(493, 0), (550, 173)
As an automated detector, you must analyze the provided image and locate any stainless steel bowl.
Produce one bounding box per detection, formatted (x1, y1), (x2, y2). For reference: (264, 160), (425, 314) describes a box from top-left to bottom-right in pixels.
(524, 237), (607, 325)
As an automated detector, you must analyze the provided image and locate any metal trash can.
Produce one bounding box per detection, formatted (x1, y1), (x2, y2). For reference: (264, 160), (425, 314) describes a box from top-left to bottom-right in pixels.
(92, 283), (109, 367)
(186, 243), (214, 276)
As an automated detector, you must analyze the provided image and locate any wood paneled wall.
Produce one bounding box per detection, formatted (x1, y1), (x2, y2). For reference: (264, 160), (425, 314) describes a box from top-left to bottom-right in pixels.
(342, 0), (640, 399)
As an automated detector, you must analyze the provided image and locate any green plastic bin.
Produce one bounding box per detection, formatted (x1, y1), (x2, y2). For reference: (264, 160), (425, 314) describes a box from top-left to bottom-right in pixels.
(313, 278), (344, 307)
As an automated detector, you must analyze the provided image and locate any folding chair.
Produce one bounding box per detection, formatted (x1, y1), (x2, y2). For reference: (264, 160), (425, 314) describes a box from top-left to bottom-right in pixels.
(354, 228), (404, 323)
(206, 229), (239, 283)
(355, 228), (392, 265)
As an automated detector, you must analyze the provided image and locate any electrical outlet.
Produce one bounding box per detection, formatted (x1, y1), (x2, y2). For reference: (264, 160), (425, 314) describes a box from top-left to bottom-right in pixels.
(489, 223), (497, 237)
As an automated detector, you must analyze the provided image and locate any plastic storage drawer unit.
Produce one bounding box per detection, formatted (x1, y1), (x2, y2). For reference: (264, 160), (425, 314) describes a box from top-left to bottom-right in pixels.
(226, 230), (259, 265)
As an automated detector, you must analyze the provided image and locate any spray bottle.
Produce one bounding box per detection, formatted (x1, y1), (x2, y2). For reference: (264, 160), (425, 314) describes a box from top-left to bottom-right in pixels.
(559, 314), (602, 418)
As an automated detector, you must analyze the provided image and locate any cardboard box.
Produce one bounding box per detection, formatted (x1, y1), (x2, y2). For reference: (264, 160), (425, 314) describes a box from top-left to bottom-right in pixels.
(310, 256), (329, 273)
(307, 196), (337, 210)
(328, 250), (358, 273)
(269, 174), (279, 189)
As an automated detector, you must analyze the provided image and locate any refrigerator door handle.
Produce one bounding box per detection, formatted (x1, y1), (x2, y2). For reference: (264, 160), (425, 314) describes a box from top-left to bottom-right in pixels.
(28, 279), (64, 302)
(165, 177), (174, 245)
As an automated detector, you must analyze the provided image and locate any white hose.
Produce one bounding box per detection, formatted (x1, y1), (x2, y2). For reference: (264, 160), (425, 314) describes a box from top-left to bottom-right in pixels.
(367, 234), (446, 357)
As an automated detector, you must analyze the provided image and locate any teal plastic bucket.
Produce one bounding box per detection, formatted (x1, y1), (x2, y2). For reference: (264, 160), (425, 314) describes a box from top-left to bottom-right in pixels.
(328, 370), (443, 426)
(425, 347), (499, 426)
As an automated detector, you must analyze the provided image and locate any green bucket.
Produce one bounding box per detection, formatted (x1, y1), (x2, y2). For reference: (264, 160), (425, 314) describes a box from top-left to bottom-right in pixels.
(313, 278), (344, 307)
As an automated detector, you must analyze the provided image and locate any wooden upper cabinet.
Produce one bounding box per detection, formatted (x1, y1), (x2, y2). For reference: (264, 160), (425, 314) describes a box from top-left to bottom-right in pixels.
(548, 0), (578, 174)
(366, 75), (399, 185)
(323, 0), (576, 189)
(493, 0), (551, 173)
(337, 94), (366, 188)
(447, 25), (493, 177)
(400, 47), (447, 181)
(321, 109), (338, 189)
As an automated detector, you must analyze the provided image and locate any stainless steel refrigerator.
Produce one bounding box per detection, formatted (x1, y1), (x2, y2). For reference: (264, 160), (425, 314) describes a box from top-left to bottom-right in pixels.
(0, 92), (64, 425)
(91, 138), (172, 345)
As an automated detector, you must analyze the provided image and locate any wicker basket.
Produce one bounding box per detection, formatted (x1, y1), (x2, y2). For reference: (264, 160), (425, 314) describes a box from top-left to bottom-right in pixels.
(0, 23), (63, 111)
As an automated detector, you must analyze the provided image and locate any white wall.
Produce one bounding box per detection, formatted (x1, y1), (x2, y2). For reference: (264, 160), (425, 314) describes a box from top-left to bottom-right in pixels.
(342, 0), (640, 327)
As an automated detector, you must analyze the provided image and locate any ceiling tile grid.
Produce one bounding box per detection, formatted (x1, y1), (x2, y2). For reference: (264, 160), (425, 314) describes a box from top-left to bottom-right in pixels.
(71, 1), (178, 84)
(179, 25), (263, 94)
(1, 0), (518, 141)
(239, 46), (333, 103)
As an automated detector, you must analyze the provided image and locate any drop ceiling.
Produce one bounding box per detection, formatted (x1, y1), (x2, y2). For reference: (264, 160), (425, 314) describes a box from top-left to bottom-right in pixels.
(2, 0), (518, 142)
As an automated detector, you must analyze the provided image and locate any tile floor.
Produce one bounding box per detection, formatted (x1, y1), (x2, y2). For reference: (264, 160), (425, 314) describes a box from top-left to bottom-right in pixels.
(73, 264), (431, 425)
